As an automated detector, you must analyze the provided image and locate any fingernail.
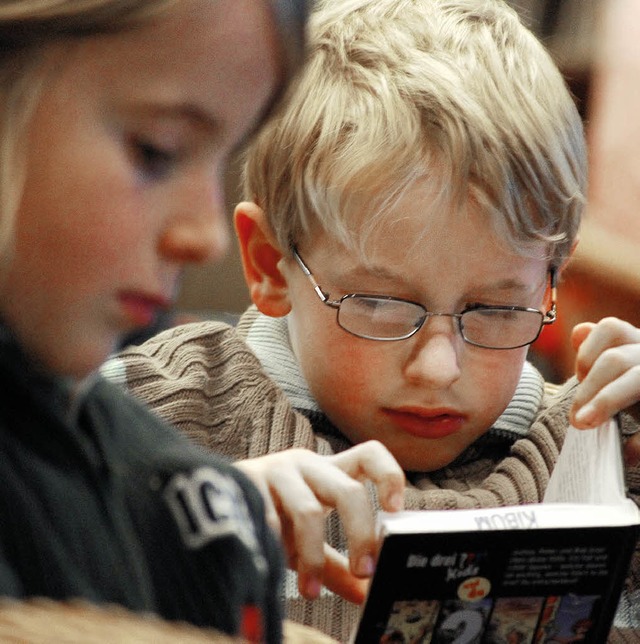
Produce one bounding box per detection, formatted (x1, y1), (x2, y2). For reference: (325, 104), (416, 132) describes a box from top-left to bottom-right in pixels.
(574, 403), (596, 426)
(356, 554), (375, 577)
(304, 577), (322, 598)
(389, 492), (404, 511)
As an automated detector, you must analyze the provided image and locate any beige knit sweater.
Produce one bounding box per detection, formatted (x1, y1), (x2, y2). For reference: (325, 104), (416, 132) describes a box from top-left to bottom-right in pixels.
(104, 320), (640, 642)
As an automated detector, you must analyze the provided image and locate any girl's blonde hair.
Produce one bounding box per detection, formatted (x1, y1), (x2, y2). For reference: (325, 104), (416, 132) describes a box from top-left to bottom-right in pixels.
(243, 0), (587, 268)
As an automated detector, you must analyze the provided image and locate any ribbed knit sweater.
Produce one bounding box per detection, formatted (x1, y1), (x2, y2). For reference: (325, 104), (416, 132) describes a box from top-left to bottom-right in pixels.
(104, 317), (640, 642)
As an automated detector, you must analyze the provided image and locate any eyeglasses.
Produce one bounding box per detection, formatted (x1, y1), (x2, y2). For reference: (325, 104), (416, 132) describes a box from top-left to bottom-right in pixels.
(292, 248), (557, 350)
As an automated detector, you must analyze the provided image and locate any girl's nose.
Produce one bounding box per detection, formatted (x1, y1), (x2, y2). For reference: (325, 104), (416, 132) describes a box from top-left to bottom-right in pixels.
(158, 171), (229, 265)
(402, 317), (462, 388)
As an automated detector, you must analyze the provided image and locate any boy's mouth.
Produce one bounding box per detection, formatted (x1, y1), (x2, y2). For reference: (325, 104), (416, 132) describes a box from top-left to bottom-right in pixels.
(382, 407), (465, 440)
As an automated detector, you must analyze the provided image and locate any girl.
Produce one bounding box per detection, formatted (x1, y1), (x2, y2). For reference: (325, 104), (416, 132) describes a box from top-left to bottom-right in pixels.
(0, 1), (307, 641)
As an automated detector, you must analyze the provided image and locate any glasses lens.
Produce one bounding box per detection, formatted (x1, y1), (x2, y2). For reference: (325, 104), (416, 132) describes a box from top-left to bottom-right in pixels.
(338, 295), (425, 340)
(461, 308), (544, 349)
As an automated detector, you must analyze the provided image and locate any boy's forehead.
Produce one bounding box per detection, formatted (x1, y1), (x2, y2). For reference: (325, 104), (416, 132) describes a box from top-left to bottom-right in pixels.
(308, 184), (550, 292)
(312, 177), (502, 258)
(306, 233), (549, 303)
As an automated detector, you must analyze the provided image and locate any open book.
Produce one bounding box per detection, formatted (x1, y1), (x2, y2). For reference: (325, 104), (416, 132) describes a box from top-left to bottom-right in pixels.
(352, 420), (640, 643)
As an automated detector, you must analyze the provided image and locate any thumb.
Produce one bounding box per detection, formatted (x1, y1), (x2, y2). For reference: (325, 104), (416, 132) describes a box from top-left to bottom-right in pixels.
(321, 545), (369, 605)
(571, 322), (595, 352)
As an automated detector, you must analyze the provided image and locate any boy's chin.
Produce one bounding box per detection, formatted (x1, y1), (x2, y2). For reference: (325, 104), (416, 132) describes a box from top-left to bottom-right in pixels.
(391, 444), (471, 473)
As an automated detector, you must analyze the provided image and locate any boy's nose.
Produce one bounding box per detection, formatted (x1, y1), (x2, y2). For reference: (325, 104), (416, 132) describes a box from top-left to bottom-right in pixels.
(402, 318), (462, 388)
(158, 172), (230, 265)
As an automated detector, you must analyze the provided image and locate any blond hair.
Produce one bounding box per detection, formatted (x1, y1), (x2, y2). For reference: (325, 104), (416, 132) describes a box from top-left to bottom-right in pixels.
(243, 0), (586, 268)
(0, 0), (308, 261)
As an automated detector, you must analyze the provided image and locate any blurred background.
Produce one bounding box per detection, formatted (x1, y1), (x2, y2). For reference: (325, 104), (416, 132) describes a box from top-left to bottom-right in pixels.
(172, 0), (640, 384)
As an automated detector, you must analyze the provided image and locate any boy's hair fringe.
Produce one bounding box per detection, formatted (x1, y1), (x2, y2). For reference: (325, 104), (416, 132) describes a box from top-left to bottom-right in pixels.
(242, 0), (586, 268)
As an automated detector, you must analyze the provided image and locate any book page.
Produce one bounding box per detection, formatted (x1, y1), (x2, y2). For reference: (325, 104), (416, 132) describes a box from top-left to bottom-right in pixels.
(543, 418), (626, 505)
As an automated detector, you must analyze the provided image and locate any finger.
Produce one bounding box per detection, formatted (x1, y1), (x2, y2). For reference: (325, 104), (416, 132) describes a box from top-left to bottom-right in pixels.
(570, 322), (595, 354)
(233, 461), (283, 538)
(320, 545), (369, 604)
(266, 469), (329, 593)
(282, 455), (378, 577)
(624, 433), (640, 468)
(261, 490), (283, 538)
(329, 440), (405, 512)
(571, 359), (640, 428)
(236, 454), (327, 592)
(298, 469), (390, 577)
(574, 318), (640, 382)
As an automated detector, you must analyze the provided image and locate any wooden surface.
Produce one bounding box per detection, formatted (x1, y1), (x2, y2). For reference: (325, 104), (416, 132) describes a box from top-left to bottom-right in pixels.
(610, 628), (640, 643)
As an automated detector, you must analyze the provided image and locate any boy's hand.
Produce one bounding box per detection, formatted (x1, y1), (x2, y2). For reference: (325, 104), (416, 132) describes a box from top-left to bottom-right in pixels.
(570, 318), (640, 449)
(233, 440), (405, 602)
(320, 544), (369, 604)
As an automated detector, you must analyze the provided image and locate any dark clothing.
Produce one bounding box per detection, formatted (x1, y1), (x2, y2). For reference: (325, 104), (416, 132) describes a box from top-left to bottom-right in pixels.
(0, 327), (283, 642)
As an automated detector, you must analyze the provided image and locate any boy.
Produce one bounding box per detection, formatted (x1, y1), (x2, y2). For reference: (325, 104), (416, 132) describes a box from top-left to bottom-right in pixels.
(105, 0), (640, 640)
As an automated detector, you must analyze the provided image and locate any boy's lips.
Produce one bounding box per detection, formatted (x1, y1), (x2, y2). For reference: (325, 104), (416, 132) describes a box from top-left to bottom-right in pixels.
(382, 407), (466, 439)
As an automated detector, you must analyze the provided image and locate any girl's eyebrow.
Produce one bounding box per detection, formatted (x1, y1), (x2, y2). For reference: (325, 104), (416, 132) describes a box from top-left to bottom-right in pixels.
(126, 101), (260, 153)
(126, 102), (219, 131)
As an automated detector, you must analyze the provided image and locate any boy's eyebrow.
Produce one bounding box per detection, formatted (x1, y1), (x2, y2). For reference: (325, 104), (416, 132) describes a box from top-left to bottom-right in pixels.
(339, 264), (545, 294)
(478, 277), (545, 294)
(339, 263), (406, 282)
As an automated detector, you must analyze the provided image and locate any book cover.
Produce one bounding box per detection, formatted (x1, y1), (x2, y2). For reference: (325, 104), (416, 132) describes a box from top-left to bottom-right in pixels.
(352, 502), (640, 644)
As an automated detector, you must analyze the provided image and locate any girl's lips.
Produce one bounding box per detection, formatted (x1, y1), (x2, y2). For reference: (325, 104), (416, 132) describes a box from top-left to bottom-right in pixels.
(119, 292), (168, 328)
(382, 408), (465, 439)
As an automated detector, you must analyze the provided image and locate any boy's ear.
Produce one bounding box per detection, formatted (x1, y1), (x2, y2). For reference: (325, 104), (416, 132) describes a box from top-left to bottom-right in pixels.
(234, 201), (292, 317)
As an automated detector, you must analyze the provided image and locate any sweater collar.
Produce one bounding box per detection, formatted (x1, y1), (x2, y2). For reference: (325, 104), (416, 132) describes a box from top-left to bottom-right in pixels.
(245, 312), (544, 443)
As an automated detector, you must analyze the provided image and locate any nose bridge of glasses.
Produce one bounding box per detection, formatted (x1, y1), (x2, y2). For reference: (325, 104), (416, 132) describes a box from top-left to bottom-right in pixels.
(416, 310), (463, 336)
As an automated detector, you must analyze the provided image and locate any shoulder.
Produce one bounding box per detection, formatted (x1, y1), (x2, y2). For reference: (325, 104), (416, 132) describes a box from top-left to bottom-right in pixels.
(107, 320), (259, 385)
(236, 304), (260, 340)
(101, 320), (269, 436)
(86, 374), (218, 460)
(102, 321), (318, 460)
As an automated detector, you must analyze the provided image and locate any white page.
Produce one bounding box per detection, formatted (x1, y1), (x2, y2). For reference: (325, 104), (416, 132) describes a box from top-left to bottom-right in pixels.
(543, 418), (626, 505)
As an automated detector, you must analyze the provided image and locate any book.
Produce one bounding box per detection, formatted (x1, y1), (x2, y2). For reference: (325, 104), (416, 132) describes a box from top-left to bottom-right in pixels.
(352, 421), (640, 644)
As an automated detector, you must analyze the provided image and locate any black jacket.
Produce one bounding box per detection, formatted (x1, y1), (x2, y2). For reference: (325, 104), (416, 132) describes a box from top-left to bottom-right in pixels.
(0, 327), (283, 641)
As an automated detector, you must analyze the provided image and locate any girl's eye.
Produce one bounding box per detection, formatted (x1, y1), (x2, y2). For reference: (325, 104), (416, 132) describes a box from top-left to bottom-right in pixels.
(130, 138), (177, 178)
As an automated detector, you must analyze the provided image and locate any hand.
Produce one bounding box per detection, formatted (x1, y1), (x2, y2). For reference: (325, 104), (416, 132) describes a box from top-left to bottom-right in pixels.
(234, 440), (405, 602)
(570, 318), (640, 441)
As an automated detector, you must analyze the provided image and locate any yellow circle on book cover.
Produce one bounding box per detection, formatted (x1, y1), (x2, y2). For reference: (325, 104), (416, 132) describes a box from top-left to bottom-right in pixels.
(457, 576), (491, 602)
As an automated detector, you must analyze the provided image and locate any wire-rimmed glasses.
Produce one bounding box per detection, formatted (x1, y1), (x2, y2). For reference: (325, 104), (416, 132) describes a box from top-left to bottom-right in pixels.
(292, 248), (557, 350)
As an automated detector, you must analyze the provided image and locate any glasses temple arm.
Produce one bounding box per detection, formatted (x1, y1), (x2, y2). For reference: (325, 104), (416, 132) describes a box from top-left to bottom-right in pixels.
(292, 246), (333, 304)
(543, 267), (558, 324)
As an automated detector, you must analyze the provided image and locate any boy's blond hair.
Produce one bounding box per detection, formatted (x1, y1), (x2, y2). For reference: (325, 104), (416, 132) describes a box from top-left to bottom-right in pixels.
(243, 0), (586, 267)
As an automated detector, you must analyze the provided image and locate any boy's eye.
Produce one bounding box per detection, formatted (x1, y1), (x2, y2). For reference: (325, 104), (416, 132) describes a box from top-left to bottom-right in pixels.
(130, 138), (177, 178)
